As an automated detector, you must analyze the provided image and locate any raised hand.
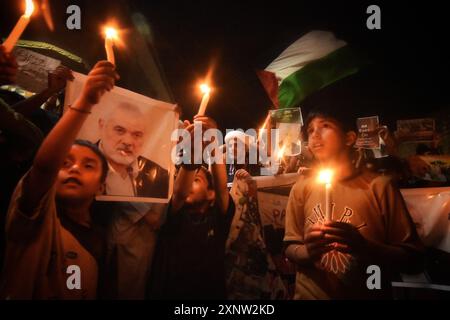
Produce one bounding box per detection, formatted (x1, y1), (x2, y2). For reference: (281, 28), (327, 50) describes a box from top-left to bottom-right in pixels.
(235, 168), (252, 181)
(193, 115), (218, 130)
(78, 61), (119, 106)
(47, 65), (74, 94)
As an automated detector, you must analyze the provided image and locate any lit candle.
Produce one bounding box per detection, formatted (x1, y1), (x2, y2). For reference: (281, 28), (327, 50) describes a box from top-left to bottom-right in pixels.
(258, 113), (270, 141)
(277, 144), (286, 161)
(275, 143), (287, 173)
(2, 0), (35, 53)
(104, 27), (118, 65)
(318, 169), (333, 221)
(197, 84), (211, 116)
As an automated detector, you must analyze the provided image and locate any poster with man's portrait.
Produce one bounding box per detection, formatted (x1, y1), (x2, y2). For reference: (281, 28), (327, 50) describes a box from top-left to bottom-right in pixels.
(269, 108), (303, 156)
(64, 72), (179, 203)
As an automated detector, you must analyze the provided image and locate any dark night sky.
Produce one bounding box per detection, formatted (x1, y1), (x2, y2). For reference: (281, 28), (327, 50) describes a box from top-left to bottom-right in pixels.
(135, 0), (450, 130)
(1, 0), (449, 130)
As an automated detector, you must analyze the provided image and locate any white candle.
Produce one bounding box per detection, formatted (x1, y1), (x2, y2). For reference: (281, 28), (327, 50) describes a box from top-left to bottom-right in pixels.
(325, 182), (331, 221)
(104, 27), (118, 65)
(2, 0), (35, 53)
(197, 84), (211, 116)
(318, 169), (333, 221)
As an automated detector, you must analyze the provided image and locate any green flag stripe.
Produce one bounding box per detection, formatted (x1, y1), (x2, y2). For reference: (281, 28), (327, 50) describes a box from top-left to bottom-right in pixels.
(278, 46), (370, 109)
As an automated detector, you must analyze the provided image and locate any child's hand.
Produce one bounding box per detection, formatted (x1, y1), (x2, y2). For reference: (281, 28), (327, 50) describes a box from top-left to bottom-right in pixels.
(0, 45), (18, 85)
(322, 221), (367, 254)
(181, 119), (191, 129)
(304, 225), (333, 261)
(184, 116), (218, 139)
(235, 169), (252, 181)
(79, 61), (119, 106)
(193, 115), (218, 130)
(186, 115), (220, 158)
(47, 65), (74, 94)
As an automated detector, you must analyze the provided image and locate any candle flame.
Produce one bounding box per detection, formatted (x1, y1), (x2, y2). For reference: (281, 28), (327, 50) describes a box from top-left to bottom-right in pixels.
(104, 27), (118, 40)
(260, 114), (269, 131)
(318, 169), (333, 185)
(277, 144), (286, 159)
(200, 84), (211, 95)
(258, 114), (270, 140)
(24, 0), (35, 17)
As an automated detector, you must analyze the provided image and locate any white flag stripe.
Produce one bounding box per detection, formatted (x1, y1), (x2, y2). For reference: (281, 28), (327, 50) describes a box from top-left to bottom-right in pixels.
(265, 30), (347, 85)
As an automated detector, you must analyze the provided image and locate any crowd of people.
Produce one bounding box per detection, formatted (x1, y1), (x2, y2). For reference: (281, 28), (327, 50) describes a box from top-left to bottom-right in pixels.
(0, 33), (445, 300)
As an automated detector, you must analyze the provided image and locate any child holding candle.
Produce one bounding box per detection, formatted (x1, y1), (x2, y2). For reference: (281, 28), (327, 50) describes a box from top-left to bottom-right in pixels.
(283, 93), (424, 299)
(148, 115), (235, 300)
(0, 61), (119, 299)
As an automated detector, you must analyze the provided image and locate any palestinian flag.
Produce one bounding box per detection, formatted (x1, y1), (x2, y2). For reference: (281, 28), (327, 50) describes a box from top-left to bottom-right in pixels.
(257, 30), (370, 109)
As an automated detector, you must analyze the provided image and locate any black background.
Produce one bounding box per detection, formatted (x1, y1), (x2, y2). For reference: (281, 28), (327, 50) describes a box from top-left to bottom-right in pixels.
(1, 0), (449, 131)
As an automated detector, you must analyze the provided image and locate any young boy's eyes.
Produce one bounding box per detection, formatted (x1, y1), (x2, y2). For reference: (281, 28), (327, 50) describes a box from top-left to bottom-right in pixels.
(308, 122), (333, 134)
(62, 159), (97, 170)
(62, 159), (73, 168)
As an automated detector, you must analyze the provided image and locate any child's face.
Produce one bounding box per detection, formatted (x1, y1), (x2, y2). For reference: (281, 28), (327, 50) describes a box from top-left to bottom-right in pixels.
(55, 145), (104, 202)
(307, 117), (352, 162)
(185, 169), (215, 206)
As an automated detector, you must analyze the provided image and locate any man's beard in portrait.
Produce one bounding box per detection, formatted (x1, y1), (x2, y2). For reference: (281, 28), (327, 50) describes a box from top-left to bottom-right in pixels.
(110, 146), (137, 166)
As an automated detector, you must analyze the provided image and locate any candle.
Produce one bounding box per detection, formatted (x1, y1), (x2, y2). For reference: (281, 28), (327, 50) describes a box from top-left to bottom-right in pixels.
(318, 169), (333, 221)
(258, 113), (270, 141)
(274, 143), (287, 174)
(325, 183), (331, 221)
(2, 0), (35, 53)
(197, 84), (211, 116)
(104, 27), (118, 65)
(277, 144), (286, 162)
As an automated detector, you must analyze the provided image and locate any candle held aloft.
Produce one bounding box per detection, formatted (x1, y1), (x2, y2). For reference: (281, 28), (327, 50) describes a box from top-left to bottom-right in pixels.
(104, 27), (118, 65)
(197, 84), (211, 116)
(2, 0), (35, 53)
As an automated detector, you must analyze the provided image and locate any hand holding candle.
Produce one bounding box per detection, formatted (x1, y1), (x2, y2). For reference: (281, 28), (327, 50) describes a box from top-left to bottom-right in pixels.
(2, 0), (35, 53)
(277, 143), (287, 168)
(318, 169), (333, 221)
(197, 83), (211, 116)
(104, 27), (118, 65)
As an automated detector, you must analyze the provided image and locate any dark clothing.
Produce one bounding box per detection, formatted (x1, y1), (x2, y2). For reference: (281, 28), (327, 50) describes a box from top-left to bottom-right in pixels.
(148, 196), (235, 300)
(0, 98), (42, 269)
(1, 172), (100, 299)
(58, 211), (109, 299)
(95, 140), (170, 199)
(135, 155), (169, 198)
(58, 212), (107, 267)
